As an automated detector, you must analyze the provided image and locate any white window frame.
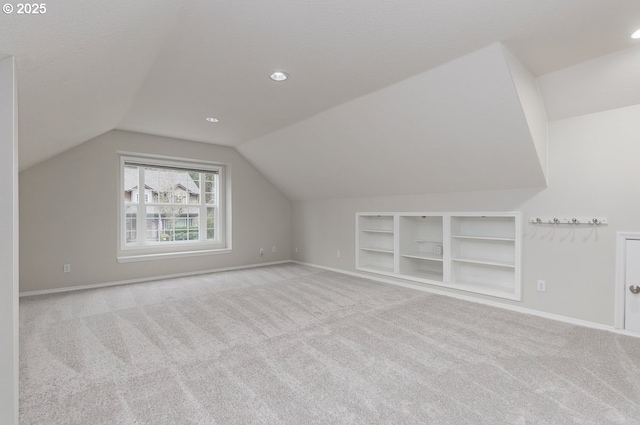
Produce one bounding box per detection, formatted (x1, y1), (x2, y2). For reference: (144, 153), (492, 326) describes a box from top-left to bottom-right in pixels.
(117, 152), (232, 263)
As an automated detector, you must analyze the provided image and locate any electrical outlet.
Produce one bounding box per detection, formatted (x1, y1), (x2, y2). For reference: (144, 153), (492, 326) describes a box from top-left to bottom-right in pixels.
(337, 250), (341, 258)
(537, 280), (546, 292)
(295, 246), (298, 253)
(63, 264), (71, 273)
(260, 248), (264, 257)
(272, 246), (276, 253)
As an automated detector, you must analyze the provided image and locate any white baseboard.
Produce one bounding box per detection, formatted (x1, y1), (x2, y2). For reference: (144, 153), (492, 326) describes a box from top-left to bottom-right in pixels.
(19, 260), (292, 297)
(292, 260), (639, 339)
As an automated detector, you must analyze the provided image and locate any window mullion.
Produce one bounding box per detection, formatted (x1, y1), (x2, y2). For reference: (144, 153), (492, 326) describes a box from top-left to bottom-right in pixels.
(199, 172), (206, 241)
(138, 166), (146, 245)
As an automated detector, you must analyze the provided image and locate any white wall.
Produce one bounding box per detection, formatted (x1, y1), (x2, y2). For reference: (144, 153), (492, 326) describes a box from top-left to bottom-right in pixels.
(238, 43), (547, 201)
(503, 46), (548, 180)
(539, 45), (640, 121)
(0, 55), (19, 425)
(20, 130), (291, 292)
(292, 104), (640, 326)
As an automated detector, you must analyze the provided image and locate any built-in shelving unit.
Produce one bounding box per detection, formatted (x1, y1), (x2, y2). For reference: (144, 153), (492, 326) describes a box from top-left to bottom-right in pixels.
(357, 214), (395, 274)
(356, 212), (521, 300)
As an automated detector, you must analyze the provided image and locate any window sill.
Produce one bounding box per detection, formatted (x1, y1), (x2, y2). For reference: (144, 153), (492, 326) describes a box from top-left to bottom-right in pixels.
(117, 247), (232, 263)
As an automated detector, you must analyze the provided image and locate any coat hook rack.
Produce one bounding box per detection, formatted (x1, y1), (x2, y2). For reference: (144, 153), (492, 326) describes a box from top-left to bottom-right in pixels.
(529, 217), (608, 225)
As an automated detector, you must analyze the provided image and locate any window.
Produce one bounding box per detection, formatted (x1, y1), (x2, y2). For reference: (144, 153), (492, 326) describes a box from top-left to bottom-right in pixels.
(133, 192), (149, 203)
(119, 154), (230, 262)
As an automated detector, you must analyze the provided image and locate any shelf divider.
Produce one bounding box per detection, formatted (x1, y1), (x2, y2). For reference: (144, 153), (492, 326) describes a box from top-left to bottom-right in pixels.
(401, 254), (443, 262)
(451, 235), (515, 241)
(361, 229), (394, 234)
(360, 247), (394, 254)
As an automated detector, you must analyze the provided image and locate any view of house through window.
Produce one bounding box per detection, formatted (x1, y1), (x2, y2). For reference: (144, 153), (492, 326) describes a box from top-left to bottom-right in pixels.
(122, 160), (223, 249)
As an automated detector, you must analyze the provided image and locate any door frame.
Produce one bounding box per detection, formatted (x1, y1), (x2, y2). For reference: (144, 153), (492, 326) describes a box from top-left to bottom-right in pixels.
(615, 232), (640, 330)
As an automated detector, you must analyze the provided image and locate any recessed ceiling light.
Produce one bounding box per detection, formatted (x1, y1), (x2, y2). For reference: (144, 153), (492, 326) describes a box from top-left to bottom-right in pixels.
(632, 29), (640, 39)
(205, 117), (219, 123)
(269, 71), (289, 82)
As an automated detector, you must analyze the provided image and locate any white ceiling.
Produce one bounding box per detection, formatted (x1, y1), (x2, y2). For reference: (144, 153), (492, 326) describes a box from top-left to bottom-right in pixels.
(2, 0), (640, 173)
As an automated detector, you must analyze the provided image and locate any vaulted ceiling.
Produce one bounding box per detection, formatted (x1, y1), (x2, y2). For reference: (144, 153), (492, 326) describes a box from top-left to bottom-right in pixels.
(2, 0), (640, 199)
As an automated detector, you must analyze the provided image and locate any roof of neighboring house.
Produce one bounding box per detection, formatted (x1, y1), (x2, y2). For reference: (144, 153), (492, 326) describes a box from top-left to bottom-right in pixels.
(124, 167), (200, 194)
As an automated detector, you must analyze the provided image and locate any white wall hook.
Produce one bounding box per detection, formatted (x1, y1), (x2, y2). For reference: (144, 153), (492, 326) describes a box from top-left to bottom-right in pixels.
(529, 216), (608, 226)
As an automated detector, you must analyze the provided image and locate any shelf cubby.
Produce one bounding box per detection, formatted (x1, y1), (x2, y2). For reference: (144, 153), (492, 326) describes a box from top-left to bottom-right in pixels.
(357, 214), (396, 275)
(358, 250), (395, 274)
(398, 215), (444, 281)
(400, 256), (444, 282)
(451, 261), (516, 294)
(359, 215), (394, 232)
(450, 216), (515, 239)
(450, 237), (514, 266)
(449, 214), (519, 297)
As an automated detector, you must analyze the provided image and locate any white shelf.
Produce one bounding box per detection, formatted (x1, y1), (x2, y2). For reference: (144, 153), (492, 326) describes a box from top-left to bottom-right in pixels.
(360, 264), (395, 274)
(452, 257), (515, 268)
(451, 235), (514, 242)
(361, 229), (394, 234)
(414, 239), (442, 243)
(360, 247), (394, 254)
(401, 254), (443, 262)
(405, 270), (444, 282)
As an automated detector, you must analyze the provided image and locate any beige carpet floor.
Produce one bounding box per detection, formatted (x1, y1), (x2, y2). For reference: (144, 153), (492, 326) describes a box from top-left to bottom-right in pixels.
(19, 263), (640, 424)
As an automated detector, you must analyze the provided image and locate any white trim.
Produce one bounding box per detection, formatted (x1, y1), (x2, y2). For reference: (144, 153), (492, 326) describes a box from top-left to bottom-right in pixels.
(19, 260), (290, 297)
(442, 214), (451, 283)
(0, 55), (19, 425)
(292, 260), (640, 339)
(117, 150), (227, 169)
(615, 232), (640, 330)
(117, 247), (232, 263)
(393, 214), (400, 274)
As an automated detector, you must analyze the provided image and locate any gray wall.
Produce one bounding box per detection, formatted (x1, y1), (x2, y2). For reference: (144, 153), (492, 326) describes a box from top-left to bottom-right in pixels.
(20, 130), (291, 292)
(292, 104), (640, 326)
(0, 55), (19, 425)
